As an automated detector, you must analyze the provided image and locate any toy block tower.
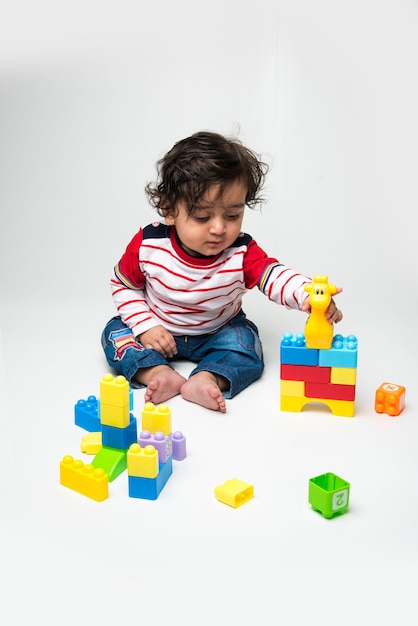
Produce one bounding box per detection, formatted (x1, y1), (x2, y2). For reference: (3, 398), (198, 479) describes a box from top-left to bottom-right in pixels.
(127, 442), (173, 500)
(126, 401), (178, 500)
(61, 377), (186, 502)
(280, 332), (358, 417)
(280, 276), (358, 417)
(91, 374), (137, 482)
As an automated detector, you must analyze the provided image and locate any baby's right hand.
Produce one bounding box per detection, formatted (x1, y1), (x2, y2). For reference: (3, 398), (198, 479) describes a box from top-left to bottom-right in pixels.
(137, 326), (178, 359)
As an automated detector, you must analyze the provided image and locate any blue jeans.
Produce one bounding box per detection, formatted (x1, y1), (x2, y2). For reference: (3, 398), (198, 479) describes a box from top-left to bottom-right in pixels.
(101, 310), (264, 398)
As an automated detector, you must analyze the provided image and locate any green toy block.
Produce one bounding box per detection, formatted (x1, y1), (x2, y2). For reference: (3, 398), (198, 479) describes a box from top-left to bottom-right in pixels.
(308, 472), (350, 519)
(92, 446), (127, 482)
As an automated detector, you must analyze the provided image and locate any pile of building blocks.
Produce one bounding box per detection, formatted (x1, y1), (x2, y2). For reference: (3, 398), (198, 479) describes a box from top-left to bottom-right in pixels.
(280, 275), (358, 418)
(60, 374), (187, 502)
(280, 332), (358, 417)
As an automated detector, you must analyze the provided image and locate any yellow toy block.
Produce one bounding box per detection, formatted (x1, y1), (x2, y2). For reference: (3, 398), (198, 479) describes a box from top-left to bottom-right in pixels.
(304, 275), (338, 350)
(100, 402), (130, 428)
(127, 443), (159, 478)
(330, 366), (357, 385)
(100, 373), (129, 408)
(81, 431), (102, 454)
(60, 455), (109, 502)
(142, 402), (172, 436)
(280, 379), (305, 397)
(214, 479), (254, 508)
(280, 394), (355, 417)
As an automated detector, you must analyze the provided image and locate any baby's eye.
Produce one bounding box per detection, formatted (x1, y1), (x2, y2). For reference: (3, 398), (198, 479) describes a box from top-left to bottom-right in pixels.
(194, 215), (210, 223)
(226, 214), (240, 220)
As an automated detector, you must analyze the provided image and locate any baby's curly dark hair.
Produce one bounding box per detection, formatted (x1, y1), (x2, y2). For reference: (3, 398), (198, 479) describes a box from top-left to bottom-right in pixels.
(145, 131), (269, 217)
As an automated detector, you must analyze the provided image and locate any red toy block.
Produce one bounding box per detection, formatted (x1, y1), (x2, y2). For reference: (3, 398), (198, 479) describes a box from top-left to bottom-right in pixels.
(280, 363), (331, 384)
(375, 382), (406, 416)
(305, 381), (356, 401)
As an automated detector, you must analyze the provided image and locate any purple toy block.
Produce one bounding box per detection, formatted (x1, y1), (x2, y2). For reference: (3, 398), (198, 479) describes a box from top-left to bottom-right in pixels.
(172, 431), (186, 461)
(138, 430), (172, 463)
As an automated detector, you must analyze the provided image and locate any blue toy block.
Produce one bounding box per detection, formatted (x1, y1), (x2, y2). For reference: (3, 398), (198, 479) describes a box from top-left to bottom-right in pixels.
(74, 396), (101, 432)
(128, 456), (173, 500)
(101, 415), (138, 450)
(318, 334), (358, 368)
(280, 332), (319, 366)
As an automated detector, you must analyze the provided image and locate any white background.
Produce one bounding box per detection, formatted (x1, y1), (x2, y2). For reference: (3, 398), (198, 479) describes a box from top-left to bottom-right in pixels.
(1, 1), (417, 623)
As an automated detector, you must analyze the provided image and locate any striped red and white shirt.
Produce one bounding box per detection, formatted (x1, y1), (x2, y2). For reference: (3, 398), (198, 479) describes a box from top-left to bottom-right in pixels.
(111, 222), (311, 338)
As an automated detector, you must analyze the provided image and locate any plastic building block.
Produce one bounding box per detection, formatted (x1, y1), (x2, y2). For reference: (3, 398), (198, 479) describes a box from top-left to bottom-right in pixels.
(127, 443), (159, 478)
(60, 455), (109, 502)
(101, 415), (138, 450)
(280, 333), (319, 366)
(280, 394), (355, 417)
(99, 403), (131, 429)
(305, 381), (356, 401)
(92, 446), (127, 482)
(141, 402), (172, 436)
(81, 431), (102, 454)
(280, 379), (305, 397)
(214, 479), (254, 508)
(138, 430), (172, 464)
(128, 456), (173, 500)
(74, 396), (101, 432)
(309, 472), (350, 519)
(375, 382), (406, 416)
(330, 366), (357, 385)
(99, 374), (130, 428)
(172, 431), (187, 461)
(281, 363), (331, 383)
(318, 334), (358, 368)
(100, 373), (130, 407)
(304, 275), (338, 349)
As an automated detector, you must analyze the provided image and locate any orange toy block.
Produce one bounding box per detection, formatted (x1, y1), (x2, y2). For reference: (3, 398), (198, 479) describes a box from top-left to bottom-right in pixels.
(375, 382), (406, 416)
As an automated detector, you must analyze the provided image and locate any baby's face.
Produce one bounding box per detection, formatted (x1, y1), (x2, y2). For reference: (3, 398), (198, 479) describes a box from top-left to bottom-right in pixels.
(166, 180), (247, 257)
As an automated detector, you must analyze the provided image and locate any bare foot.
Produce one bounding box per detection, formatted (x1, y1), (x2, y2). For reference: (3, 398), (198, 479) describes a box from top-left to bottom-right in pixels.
(135, 365), (187, 404)
(181, 372), (227, 413)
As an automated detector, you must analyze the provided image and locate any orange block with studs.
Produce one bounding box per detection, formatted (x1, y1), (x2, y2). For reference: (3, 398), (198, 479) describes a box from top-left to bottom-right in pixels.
(375, 382), (406, 416)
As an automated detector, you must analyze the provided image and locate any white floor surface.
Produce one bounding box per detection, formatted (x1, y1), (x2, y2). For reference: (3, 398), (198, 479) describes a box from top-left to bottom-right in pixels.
(0, 294), (417, 624)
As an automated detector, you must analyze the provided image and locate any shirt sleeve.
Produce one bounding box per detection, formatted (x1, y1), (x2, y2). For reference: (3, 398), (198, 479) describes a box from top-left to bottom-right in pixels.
(110, 228), (160, 337)
(243, 238), (312, 310)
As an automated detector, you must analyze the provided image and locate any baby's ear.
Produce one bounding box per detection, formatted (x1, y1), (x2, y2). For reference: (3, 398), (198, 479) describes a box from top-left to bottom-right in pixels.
(164, 211), (175, 225)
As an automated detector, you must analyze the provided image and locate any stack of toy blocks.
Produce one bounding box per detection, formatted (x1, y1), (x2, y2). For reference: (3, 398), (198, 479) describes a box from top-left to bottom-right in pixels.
(280, 275), (358, 418)
(62, 375), (187, 502)
(127, 402), (174, 500)
(91, 374), (137, 481)
(280, 333), (358, 417)
(280, 332), (358, 417)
